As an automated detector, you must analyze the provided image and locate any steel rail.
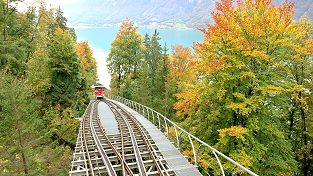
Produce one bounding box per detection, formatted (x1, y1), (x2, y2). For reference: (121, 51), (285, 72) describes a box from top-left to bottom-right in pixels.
(79, 121), (89, 175)
(118, 103), (171, 176)
(89, 101), (117, 176)
(107, 100), (171, 176)
(108, 101), (148, 176)
(94, 101), (134, 176)
(104, 100), (128, 176)
(82, 101), (95, 176)
(119, 118), (126, 176)
(69, 101), (91, 176)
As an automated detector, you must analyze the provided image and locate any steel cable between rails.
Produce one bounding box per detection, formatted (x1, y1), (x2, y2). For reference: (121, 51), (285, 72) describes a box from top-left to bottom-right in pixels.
(104, 100), (129, 176)
(90, 100), (117, 176)
(107, 100), (172, 176)
(119, 104), (171, 176)
(106, 100), (147, 176)
(95, 100), (134, 176)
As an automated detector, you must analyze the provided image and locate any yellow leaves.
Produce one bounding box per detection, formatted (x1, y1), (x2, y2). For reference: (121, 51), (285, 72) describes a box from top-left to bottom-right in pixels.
(76, 42), (95, 70)
(226, 96), (263, 116)
(258, 85), (286, 95)
(287, 84), (310, 111)
(227, 102), (254, 116)
(182, 148), (196, 164)
(228, 150), (253, 172)
(292, 84), (306, 92)
(239, 71), (255, 79)
(233, 92), (245, 99)
(247, 50), (270, 61)
(54, 27), (68, 38)
(113, 19), (143, 47)
(174, 89), (200, 117)
(54, 27), (63, 35)
(219, 126), (248, 138)
(206, 0), (296, 50)
(167, 45), (196, 85)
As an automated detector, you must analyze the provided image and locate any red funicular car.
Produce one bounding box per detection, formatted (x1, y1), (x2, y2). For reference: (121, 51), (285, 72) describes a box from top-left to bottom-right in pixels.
(93, 84), (106, 99)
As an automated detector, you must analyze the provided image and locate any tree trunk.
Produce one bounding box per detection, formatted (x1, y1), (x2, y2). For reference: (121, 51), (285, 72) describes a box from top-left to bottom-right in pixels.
(301, 106), (310, 176)
(118, 72), (121, 94)
(288, 102), (295, 139)
(17, 126), (28, 175)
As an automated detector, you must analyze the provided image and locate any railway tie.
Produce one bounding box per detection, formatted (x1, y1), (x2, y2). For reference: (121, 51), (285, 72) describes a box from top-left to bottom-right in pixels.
(69, 100), (175, 176)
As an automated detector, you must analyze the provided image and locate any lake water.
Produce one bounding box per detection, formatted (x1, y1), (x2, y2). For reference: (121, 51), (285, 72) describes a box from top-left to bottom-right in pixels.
(74, 26), (203, 88)
(74, 26), (203, 52)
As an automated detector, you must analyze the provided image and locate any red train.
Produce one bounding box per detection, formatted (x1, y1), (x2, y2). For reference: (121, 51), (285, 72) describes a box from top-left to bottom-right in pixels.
(93, 84), (106, 99)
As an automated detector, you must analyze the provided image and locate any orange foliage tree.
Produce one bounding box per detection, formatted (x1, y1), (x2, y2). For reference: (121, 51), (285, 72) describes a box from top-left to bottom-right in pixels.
(175, 0), (313, 175)
(165, 45), (198, 118)
(76, 42), (97, 87)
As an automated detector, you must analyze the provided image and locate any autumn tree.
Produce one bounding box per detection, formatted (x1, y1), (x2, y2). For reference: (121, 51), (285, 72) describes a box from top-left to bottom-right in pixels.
(104, 1), (313, 175)
(283, 20), (313, 175)
(165, 45), (196, 118)
(76, 41), (97, 88)
(174, 0), (312, 175)
(107, 19), (144, 96)
(26, 4), (54, 97)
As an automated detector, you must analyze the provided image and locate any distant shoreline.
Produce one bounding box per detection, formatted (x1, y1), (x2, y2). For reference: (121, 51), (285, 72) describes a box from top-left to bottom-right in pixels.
(69, 23), (202, 31)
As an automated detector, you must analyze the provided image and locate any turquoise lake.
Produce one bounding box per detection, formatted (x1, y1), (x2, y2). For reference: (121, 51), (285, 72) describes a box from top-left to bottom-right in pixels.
(74, 26), (203, 53)
(74, 26), (203, 88)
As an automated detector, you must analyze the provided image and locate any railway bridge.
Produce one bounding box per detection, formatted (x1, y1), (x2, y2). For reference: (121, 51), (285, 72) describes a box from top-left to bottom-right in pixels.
(69, 97), (258, 176)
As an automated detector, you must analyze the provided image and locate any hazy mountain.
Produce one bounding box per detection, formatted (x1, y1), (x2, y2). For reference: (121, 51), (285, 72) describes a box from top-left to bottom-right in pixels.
(288, 0), (313, 20)
(62, 0), (217, 28)
(62, 0), (313, 28)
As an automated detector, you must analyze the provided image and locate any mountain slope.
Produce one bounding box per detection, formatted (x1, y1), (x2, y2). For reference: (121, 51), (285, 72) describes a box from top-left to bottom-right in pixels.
(62, 0), (313, 28)
(63, 0), (217, 28)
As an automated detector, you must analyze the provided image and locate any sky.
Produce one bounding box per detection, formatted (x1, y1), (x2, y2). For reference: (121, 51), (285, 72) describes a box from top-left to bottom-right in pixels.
(91, 47), (111, 89)
(17, 0), (112, 89)
(16, 0), (74, 11)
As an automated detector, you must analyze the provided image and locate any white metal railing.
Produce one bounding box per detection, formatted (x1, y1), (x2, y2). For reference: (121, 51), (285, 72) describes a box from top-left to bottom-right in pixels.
(108, 95), (258, 176)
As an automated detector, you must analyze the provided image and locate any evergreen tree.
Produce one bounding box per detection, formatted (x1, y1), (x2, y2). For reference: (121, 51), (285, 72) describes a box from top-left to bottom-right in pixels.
(26, 4), (53, 97)
(48, 28), (86, 114)
(0, 0), (34, 75)
(0, 71), (42, 175)
(0, 3), (93, 175)
(55, 6), (67, 31)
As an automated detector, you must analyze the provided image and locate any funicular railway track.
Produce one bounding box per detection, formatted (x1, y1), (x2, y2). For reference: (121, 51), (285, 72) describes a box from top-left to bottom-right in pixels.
(70, 100), (175, 176)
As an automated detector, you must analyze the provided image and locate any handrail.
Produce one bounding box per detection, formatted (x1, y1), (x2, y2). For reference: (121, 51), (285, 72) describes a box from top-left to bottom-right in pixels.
(108, 95), (258, 176)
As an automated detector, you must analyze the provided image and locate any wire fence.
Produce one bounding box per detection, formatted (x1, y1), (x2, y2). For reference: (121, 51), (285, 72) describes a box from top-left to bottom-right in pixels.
(108, 95), (258, 176)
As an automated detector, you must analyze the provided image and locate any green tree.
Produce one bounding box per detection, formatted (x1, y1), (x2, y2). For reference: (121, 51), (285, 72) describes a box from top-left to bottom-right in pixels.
(0, 71), (43, 175)
(0, 0), (35, 75)
(48, 28), (87, 115)
(0, 3), (92, 175)
(144, 31), (162, 98)
(26, 4), (53, 97)
(137, 31), (169, 113)
(107, 19), (144, 96)
(283, 20), (313, 175)
(76, 41), (97, 88)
